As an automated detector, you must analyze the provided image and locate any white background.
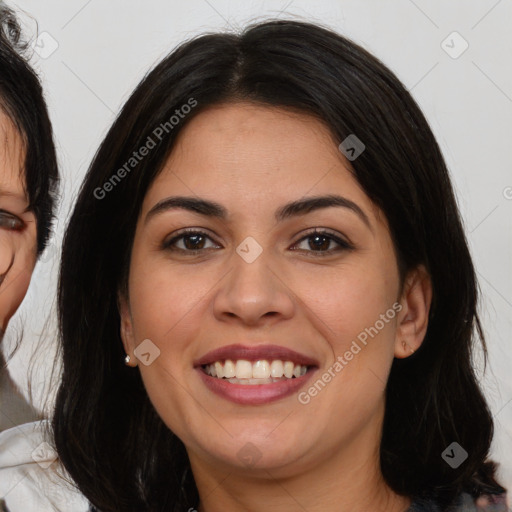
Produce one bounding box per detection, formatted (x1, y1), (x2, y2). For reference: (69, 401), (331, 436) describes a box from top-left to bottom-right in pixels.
(2, 0), (512, 496)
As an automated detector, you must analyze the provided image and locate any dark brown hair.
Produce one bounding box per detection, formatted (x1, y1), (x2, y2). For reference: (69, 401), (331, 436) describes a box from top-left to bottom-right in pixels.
(0, 4), (59, 254)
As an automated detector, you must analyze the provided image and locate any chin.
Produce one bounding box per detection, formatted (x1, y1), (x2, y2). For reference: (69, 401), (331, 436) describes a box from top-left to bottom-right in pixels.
(198, 430), (312, 473)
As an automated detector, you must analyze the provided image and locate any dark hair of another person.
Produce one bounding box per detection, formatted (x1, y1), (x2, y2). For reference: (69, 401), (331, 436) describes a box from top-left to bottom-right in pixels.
(51, 19), (507, 512)
(0, 4), (59, 254)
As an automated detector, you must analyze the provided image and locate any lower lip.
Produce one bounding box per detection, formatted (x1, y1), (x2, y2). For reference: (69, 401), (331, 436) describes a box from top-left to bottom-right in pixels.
(196, 367), (316, 405)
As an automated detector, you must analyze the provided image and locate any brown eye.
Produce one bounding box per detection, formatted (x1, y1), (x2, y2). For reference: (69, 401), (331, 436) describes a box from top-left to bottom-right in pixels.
(163, 230), (220, 253)
(0, 210), (24, 231)
(291, 229), (353, 256)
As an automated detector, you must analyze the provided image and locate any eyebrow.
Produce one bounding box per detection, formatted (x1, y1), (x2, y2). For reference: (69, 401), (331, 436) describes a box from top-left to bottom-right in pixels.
(145, 194), (372, 229)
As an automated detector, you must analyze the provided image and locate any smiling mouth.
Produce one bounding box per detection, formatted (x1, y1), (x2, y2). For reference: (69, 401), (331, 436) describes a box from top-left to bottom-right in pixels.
(201, 359), (310, 385)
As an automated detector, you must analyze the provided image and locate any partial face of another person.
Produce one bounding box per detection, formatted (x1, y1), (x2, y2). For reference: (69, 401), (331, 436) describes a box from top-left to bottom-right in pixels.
(119, 102), (431, 476)
(0, 109), (37, 339)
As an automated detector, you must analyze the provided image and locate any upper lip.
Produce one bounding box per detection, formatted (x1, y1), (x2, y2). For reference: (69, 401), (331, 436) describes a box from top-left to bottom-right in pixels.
(194, 344), (319, 367)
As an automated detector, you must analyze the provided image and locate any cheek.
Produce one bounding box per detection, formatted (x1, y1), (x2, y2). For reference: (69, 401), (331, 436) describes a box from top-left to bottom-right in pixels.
(0, 245), (36, 329)
(293, 274), (398, 452)
(138, 361), (195, 430)
(297, 259), (398, 345)
(126, 253), (214, 423)
(0, 237), (14, 274)
(294, 253), (399, 416)
(128, 273), (200, 437)
(128, 257), (214, 347)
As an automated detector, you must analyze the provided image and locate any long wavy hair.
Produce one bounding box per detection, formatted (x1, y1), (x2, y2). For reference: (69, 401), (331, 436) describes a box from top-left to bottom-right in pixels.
(52, 19), (506, 511)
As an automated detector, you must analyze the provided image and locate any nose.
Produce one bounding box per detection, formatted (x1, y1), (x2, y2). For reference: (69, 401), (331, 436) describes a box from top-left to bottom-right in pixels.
(212, 243), (295, 327)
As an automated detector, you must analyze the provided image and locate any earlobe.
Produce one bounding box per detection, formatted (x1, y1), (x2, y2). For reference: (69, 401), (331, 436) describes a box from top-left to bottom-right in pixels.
(394, 265), (432, 359)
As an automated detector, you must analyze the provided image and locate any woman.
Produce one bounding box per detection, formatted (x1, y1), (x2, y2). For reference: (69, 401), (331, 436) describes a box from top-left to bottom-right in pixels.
(0, 2), (57, 338)
(0, 4), (88, 511)
(52, 19), (508, 511)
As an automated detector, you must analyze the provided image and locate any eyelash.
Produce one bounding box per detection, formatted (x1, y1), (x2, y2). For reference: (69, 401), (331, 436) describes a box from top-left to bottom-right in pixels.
(0, 210), (24, 231)
(162, 228), (353, 257)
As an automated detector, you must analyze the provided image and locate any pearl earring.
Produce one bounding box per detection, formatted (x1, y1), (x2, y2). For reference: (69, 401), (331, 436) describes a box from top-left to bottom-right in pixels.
(124, 354), (131, 365)
(402, 341), (415, 354)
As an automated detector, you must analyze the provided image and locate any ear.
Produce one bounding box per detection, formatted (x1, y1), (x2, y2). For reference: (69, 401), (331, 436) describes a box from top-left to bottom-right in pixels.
(394, 265), (432, 359)
(117, 290), (137, 367)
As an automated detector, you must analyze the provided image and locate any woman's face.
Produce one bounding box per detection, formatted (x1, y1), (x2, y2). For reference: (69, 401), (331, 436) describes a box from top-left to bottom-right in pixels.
(0, 110), (37, 337)
(120, 102), (430, 476)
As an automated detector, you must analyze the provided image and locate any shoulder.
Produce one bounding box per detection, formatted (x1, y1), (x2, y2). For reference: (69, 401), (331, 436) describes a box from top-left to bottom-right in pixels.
(409, 491), (509, 511)
(470, 492), (510, 511)
(0, 420), (90, 511)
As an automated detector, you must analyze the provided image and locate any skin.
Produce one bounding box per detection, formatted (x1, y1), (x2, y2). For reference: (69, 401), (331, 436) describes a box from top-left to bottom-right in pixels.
(119, 102), (432, 512)
(0, 109), (37, 339)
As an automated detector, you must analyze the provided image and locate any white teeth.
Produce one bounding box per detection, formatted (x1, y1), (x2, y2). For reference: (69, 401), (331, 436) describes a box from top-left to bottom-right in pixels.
(270, 360), (284, 378)
(214, 361), (224, 379)
(283, 361), (294, 378)
(252, 360), (270, 379)
(223, 359), (236, 378)
(204, 359), (309, 383)
(235, 360), (253, 379)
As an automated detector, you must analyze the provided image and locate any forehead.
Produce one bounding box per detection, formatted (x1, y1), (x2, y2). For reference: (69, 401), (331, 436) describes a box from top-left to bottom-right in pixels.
(172, 101), (340, 161)
(0, 108), (27, 201)
(145, 102), (373, 210)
